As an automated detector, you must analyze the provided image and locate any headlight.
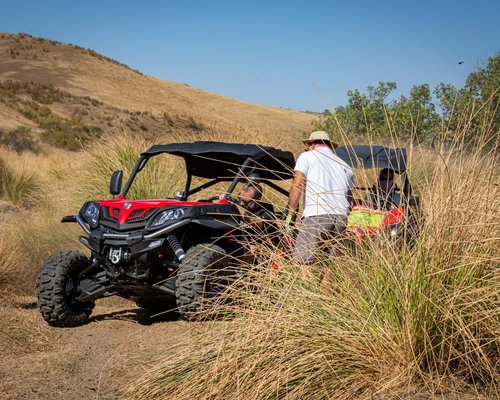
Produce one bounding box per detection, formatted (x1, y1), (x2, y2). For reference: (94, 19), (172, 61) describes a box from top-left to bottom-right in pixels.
(82, 202), (100, 228)
(150, 208), (185, 228)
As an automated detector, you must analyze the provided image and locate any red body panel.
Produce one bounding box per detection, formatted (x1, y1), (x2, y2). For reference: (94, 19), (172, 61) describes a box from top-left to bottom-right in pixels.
(345, 206), (405, 243)
(98, 198), (229, 225)
(383, 208), (404, 226)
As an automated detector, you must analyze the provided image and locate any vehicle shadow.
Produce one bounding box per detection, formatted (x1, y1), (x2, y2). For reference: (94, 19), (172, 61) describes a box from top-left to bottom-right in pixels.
(15, 300), (181, 325)
(90, 307), (181, 326)
(17, 301), (38, 310)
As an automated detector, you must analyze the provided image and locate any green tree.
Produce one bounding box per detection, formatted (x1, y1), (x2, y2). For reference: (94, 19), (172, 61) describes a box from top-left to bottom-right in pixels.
(466, 54), (499, 146)
(433, 83), (472, 143)
(434, 54), (499, 148)
(405, 84), (439, 144)
(313, 54), (498, 149)
(313, 82), (398, 140)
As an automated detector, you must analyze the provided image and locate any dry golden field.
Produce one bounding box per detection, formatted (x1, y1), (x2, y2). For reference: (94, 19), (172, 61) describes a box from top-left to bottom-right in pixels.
(1, 130), (498, 400)
(0, 33), (498, 400)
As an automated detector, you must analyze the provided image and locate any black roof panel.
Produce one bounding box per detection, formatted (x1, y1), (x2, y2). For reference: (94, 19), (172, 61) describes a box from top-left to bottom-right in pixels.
(142, 141), (295, 180)
(335, 145), (407, 172)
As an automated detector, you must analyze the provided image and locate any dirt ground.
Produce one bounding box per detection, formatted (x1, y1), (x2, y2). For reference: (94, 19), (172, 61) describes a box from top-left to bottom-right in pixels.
(0, 297), (190, 400)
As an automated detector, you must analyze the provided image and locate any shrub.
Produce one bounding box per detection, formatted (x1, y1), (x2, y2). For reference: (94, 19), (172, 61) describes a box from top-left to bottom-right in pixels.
(0, 81), (102, 151)
(41, 120), (102, 151)
(0, 126), (40, 154)
(0, 80), (66, 105)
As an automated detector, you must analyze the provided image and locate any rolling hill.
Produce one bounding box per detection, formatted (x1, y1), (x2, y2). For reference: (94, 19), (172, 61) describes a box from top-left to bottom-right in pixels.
(0, 32), (314, 150)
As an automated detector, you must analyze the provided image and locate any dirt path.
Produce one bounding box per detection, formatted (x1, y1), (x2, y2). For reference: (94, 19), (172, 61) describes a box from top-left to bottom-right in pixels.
(0, 298), (191, 400)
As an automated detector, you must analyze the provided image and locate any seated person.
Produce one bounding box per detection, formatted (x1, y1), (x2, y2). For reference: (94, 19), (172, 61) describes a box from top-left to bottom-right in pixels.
(227, 182), (276, 263)
(235, 182), (274, 231)
(364, 168), (400, 210)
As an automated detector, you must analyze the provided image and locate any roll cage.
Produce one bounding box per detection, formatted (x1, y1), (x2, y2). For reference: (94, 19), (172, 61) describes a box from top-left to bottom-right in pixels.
(120, 141), (296, 201)
(335, 145), (414, 200)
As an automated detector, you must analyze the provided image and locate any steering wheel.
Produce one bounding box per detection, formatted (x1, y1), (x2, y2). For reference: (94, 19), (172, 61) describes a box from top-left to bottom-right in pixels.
(204, 195), (221, 202)
(202, 195), (236, 203)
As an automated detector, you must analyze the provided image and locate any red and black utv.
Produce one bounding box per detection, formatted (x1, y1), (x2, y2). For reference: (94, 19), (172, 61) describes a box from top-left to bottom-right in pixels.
(334, 145), (420, 243)
(36, 142), (295, 326)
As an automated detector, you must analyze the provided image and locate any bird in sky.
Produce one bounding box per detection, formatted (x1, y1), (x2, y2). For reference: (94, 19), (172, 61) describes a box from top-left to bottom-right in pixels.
(458, 61), (464, 64)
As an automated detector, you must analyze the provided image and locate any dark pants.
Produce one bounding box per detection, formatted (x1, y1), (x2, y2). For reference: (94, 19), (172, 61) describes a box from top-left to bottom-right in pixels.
(293, 214), (347, 265)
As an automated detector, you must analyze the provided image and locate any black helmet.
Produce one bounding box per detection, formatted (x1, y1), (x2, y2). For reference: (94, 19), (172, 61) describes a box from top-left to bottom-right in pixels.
(247, 172), (261, 184)
(242, 173), (263, 200)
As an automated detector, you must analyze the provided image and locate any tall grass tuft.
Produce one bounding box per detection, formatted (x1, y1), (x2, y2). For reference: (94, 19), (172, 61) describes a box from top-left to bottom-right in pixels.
(0, 146), (85, 295)
(0, 217), (81, 296)
(126, 121), (499, 399)
(0, 231), (21, 296)
(0, 156), (39, 207)
(78, 133), (187, 201)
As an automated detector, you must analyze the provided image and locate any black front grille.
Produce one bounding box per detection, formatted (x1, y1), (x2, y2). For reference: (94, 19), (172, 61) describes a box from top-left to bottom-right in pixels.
(130, 208), (145, 218)
(125, 208), (155, 223)
(101, 207), (116, 221)
(100, 206), (157, 229)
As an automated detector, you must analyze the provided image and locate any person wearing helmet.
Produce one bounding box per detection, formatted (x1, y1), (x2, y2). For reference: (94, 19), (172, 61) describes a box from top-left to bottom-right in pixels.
(235, 180), (274, 231)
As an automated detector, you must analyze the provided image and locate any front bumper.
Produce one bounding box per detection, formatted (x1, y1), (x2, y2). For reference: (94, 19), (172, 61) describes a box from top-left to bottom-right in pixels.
(76, 215), (192, 242)
(74, 215), (192, 262)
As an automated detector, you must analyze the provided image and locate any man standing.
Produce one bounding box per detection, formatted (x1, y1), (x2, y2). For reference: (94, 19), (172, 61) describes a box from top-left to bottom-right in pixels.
(286, 131), (354, 264)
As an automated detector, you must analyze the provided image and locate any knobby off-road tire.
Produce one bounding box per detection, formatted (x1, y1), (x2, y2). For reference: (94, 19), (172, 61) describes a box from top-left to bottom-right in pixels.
(175, 243), (228, 321)
(36, 251), (95, 327)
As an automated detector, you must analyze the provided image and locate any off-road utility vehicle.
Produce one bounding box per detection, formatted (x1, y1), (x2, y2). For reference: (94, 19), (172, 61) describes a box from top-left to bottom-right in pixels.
(334, 145), (420, 243)
(36, 141), (295, 326)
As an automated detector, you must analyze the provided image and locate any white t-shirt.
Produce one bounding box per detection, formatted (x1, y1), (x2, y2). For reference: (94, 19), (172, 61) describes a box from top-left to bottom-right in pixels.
(294, 146), (354, 218)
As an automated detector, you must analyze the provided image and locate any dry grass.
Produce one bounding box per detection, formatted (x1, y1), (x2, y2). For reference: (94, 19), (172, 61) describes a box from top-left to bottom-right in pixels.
(0, 147), (85, 295)
(0, 92), (498, 399)
(125, 124), (499, 399)
(0, 155), (39, 207)
(0, 298), (52, 354)
(0, 231), (21, 294)
(0, 217), (81, 296)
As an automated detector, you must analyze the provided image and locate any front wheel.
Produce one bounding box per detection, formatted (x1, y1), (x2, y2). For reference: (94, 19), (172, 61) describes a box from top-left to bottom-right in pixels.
(175, 244), (229, 321)
(36, 251), (95, 327)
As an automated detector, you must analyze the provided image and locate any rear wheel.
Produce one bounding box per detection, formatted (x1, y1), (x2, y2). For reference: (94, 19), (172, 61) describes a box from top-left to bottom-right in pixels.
(175, 244), (229, 321)
(36, 251), (95, 327)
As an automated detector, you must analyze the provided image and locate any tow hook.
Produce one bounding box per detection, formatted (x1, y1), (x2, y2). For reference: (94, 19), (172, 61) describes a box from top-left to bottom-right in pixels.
(109, 248), (130, 264)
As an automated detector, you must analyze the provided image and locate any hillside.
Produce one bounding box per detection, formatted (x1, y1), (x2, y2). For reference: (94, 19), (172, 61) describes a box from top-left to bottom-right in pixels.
(2, 32), (497, 400)
(0, 33), (313, 149)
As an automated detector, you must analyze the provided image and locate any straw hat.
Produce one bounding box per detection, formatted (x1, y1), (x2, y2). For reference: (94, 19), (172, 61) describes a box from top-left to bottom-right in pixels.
(301, 131), (338, 148)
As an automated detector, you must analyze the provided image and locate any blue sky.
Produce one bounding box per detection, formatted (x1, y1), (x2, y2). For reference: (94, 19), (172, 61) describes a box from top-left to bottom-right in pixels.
(1, 0), (499, 111)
